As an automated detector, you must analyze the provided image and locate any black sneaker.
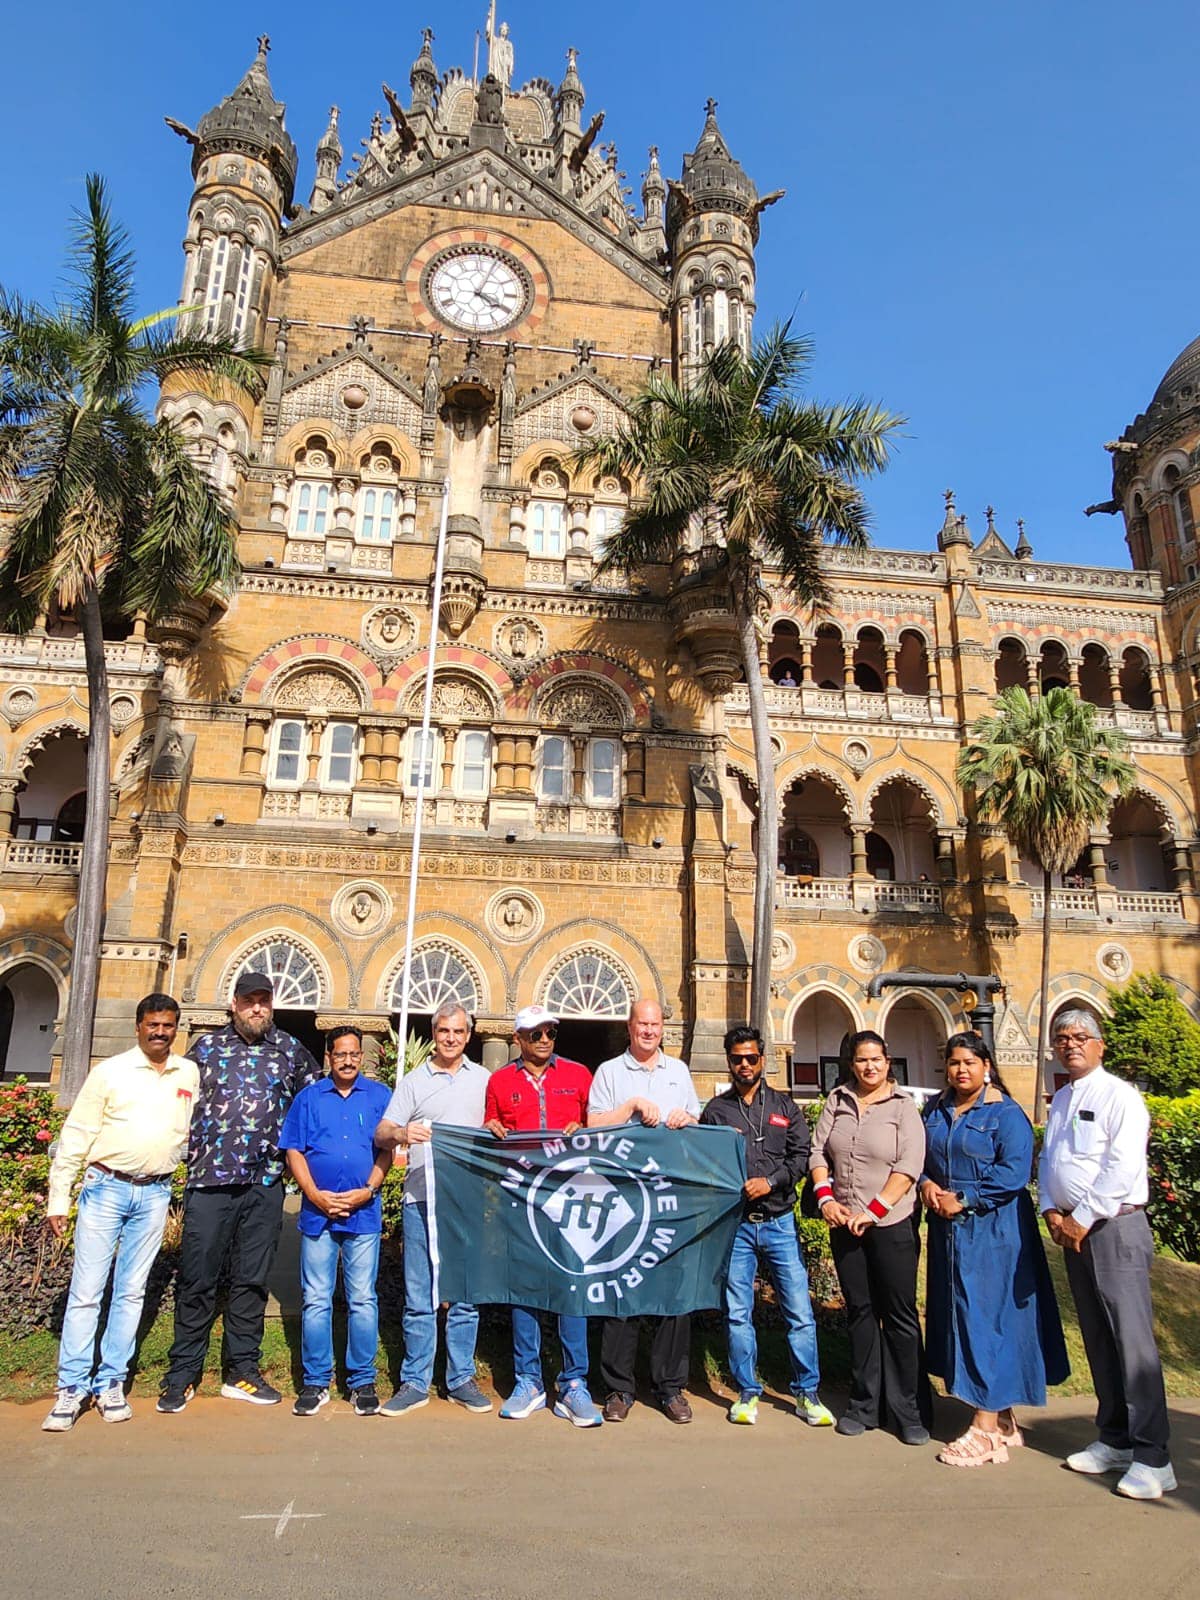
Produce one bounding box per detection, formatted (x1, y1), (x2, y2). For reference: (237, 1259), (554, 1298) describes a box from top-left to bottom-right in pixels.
(156, 1382), (195, 1414)
(351, 1384), (380, 1417)
(221, 1370), (282, 1406)
(292, 1385), (329, 1417)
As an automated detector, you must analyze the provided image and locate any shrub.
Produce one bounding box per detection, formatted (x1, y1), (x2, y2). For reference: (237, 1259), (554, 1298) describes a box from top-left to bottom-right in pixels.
(1145, 1092), (1200, 1263)
(0, 1079), (64, 1157)
(1104, 974), (1200, 1097)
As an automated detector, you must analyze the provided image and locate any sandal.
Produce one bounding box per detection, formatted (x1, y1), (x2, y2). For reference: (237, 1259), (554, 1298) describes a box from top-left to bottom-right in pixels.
(937, 1426), (1010, 1467)
(998, 1411), (1024, 1447)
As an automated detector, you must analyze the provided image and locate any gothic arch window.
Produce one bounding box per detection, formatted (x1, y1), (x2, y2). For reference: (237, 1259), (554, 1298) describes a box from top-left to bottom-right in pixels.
(1164, 464), (1196, 547)
(389, 945), (479, 1015)
(356, 487), (396, 544)
(544, 949), (632, 1019)
(229, 941), (322, 1007)
(292, 481), (330, 536)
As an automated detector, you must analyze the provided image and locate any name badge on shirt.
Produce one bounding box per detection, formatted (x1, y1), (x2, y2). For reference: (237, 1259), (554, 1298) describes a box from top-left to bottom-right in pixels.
(1078, 1109), (1095, 1121)
(177, 1088), (193, 1102)
(769, 1113), (789, 1127)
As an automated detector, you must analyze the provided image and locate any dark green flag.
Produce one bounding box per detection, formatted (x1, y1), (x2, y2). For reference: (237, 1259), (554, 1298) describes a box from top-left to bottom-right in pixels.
(428, 1122), (747, 1316)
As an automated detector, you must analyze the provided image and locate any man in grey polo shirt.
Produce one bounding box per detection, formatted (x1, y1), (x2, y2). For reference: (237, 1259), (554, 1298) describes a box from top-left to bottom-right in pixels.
(374, 1002), (490, 1417)
(589, 997), (700, 1424)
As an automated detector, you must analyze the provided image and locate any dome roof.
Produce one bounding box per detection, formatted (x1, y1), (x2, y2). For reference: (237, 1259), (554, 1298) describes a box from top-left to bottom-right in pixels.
(677, 100), (757, 213)
(1151, 333), (1200, 409)
(197, 38), (298, 198)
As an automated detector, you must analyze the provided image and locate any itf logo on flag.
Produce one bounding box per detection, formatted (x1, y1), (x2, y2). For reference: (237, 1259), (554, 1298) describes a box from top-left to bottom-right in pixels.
(428, 1122), (745, 1317)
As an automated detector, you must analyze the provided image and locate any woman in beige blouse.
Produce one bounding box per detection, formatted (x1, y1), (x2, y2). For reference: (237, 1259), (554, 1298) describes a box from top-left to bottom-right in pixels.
(809, 1030), (929, 1445)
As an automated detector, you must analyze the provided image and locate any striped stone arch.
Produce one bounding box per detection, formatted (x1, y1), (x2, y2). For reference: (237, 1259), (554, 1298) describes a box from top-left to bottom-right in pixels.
(1112, 778), (1194, 839)
(220, 931), (333, 1009)
(379, 647), (515, 714)
(240, 636), (385, 708)
(776, 964), (864, 1019)
(1026, 973), (1112, 1043)
(773, 761), (856, 820)
(509, 653), (651, 723)
(861, 764), (955, 829)
(10, 718), (87, 780)
(0, 934), (71, 998)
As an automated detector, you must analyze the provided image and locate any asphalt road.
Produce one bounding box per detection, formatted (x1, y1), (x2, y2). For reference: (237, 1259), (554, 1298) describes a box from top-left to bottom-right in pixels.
(3, 1392), (1198, 1600)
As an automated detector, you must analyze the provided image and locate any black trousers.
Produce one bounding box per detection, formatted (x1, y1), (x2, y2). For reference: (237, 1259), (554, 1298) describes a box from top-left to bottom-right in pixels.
(831, 1219), (924, 1432)
(600, 1315), (690, 1403)
(165, 1183), (285, 1386)
(1063, 1210), (1170, 1467)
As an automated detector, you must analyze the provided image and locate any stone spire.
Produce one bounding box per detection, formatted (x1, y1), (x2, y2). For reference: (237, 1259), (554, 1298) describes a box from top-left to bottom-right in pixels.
(410, 27), (438, 113)
(642, 146), (665, 227)
(672, 98), (757, 225)
(556, 46), (585, 132)
(937, 488), (972, 550)
(309, 106), (342, 212)
(196, 35), (298, 204)
(1014, 517), (1033, 560)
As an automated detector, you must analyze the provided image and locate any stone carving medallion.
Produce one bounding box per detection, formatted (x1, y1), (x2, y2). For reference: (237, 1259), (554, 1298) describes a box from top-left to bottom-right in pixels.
(770, 932), (794, 972)
(332, 879), (392, 937)
(2, 687), (37, 730)
(495, 615), (546, 661)
(1096, 943), (1132, 982)
(486, 888), (544, 945)
(848, 934), (886, 974)
(363, 605), (416, 655)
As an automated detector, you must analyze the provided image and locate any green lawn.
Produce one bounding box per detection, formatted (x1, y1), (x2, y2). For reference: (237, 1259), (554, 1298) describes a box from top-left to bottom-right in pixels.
(3, 1246), (1199, 1405)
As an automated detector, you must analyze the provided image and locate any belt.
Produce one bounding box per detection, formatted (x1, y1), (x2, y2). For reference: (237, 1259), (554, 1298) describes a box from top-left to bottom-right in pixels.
(745, 1209), (783, 1224)
(1116, 1203), (1144, 1216)
(91, 1161), (173, 1186)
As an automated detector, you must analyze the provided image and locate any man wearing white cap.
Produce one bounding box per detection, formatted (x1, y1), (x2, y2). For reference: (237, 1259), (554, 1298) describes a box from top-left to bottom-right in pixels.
(485, 1004), (601, 1427)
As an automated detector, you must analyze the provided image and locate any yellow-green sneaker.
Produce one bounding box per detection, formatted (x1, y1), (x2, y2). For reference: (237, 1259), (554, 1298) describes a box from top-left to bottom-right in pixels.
(729, 1393), (758, 1425)
(797, 1393), (835, 1427)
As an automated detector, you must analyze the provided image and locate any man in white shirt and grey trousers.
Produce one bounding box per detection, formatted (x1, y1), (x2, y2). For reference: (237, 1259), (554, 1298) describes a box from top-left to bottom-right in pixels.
(1039, 1008), (1173, 1500)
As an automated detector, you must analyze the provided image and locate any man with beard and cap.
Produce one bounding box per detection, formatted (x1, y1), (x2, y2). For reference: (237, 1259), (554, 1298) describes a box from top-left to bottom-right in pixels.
(157, 971), (321, 1414)
(700, 1025), (834, 1427)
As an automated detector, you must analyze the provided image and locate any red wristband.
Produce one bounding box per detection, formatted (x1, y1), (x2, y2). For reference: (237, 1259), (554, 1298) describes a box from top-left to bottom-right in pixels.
(867, 1195), (892, 1220)
(814, 1181), (834, 1205)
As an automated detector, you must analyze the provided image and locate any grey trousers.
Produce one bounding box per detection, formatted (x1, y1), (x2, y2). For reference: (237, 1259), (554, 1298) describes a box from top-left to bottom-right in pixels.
(1063, 1210), (1169, 1466)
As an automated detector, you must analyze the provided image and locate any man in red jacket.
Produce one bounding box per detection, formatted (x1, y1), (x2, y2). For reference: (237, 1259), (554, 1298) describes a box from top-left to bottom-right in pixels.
(485, 1004), (601, 1428)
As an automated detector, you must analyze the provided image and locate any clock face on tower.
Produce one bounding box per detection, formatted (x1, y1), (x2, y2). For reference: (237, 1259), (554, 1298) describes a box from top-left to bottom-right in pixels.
(424, 247), (531, 332)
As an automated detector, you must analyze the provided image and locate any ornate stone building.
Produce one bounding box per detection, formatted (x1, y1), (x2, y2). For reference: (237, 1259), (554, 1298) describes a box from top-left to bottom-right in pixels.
(1, 27), (1197, 1102)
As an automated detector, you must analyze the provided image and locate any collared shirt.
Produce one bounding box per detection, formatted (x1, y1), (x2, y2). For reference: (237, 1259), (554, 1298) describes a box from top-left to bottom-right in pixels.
(279, 1074), (393, 1237)
(47, 1045), (199, 1214)
(383, 1057), (488, 1204)
(186, 1022), (322, 1189)
(1038, 1066), (1150, 1231)
(588, 1049), (700, 1122)
(485, 1055), (593, 1133)
(700, 1083), (810, 1217)
(809, 1083), (925, 1225)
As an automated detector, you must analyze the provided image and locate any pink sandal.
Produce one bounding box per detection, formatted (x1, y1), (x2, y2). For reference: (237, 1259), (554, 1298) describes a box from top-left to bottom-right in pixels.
(998, 1412), (1024, 1447)
(937, 1426), (1010, 1467)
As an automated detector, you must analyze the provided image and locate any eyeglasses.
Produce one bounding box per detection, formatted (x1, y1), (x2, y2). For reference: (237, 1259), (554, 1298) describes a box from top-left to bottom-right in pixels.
(728, 1052), (761, 1065)
(522, 1026), (558, 1042)
(1054, 1033), (1096, 1048)
(330, 1050), (363, 1062)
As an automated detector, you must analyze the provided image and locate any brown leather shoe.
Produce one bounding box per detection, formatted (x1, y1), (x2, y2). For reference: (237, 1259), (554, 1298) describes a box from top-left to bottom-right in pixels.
(661, 1393), (693, 1424)
(603, 1392), (633, 1422)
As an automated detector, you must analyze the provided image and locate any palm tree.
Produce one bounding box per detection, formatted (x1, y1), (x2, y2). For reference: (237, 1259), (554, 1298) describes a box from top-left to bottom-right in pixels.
(0, 175), (269, 1101)
(573, 325), (901, 1038)
(956, 686), (1135, 1118)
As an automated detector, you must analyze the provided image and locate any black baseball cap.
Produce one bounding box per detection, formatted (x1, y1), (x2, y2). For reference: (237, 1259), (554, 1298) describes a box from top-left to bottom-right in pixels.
(233, 971), (274, 998)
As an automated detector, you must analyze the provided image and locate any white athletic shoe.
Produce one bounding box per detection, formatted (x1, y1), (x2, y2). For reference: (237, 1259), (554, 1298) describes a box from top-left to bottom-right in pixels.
(1065, 1440), (1134, 1475)
(1115, 1462), (1177, 1500)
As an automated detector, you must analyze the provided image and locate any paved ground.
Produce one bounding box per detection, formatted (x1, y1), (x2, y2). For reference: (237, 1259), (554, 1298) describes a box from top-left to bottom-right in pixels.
(3, 1391), (1198, 1600)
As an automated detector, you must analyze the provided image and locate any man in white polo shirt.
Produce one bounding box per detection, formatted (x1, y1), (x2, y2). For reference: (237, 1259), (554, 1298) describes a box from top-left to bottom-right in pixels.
(374, 1001), (490, 1418)
(42, 993), (197, 1432)
(588, 997), (699, 1424)
(1039, 1008), (1173, 1500)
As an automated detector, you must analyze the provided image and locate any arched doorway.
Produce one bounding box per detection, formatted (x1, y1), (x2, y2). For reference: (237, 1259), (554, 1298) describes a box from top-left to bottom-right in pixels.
(389, 943), (482, 1056)
(0, 962), (60, 1080)
(14, 733), (87, 841)
(790, 989), (856, 1095)
(542, 948), (632, 1067)
(869, 778), (937, 882)
(228, 940), (325, 1062)
(879, 994), (946, 1091)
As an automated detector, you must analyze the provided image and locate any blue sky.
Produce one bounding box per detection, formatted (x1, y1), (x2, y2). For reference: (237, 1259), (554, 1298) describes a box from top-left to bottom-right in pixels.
(2, 0), (1195, 566)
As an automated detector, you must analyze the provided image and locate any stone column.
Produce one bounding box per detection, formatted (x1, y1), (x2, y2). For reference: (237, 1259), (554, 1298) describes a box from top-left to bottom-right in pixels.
(850, 825), (869, 878)
(494, 732), (516, 791)
(842, 642), (856, 689)
(360, 723), (384, 784)
(1088, 842), (1110, 887)
(1172, 842), (1193, 891)
(1025, 655), (1039, 696)
(798, 640), (812, 686)
(0, 778), (19, 838)
(935, 832), (956, 882)
(625, 737), (646, 801)
(571, 736), (588, 801)
(512, 731), (536, 796)
(305, 719), (324, 783)
(439, 726), (458, 791)
(240, 712), (271, 777)
(884, 647), (898, 690)
(1108, 660), (1123, 705)
(381, 727), (402, 785)
(1068, 657), (1081, 691)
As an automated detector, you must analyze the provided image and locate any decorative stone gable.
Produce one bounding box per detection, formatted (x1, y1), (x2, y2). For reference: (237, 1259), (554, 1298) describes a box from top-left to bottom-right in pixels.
(279, 352), (422, 439)
(514, 377), (629, 454)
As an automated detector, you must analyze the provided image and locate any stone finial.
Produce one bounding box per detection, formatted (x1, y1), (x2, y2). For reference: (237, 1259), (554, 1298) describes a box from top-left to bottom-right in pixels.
(985, 504), (996, 535)
(1014, 517), (1033, 560)
(410, 27), (438, 109)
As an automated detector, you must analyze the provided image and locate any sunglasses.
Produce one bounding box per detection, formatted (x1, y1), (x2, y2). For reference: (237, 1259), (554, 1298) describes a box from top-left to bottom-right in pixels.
(728, 1051), (761, 1065)
(522, 1026), (558, 1042)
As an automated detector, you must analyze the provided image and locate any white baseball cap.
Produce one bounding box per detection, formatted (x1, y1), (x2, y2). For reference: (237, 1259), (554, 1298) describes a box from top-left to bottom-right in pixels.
(514, 1003), (559, 1033)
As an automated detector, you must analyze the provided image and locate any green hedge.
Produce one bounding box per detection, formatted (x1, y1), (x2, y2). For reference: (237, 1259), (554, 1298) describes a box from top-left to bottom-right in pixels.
(1145, 1092), (1200, 1263)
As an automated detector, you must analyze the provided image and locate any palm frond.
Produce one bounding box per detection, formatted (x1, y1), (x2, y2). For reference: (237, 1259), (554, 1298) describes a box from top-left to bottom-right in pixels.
(72, 175), (136, 333)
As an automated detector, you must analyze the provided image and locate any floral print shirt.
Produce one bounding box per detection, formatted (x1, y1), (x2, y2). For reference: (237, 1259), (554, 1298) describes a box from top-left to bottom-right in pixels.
(186, 1022), (322, 1188)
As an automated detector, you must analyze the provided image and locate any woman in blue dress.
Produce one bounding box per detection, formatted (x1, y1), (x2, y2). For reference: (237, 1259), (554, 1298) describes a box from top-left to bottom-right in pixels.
(921, 1030), (1069, 1466)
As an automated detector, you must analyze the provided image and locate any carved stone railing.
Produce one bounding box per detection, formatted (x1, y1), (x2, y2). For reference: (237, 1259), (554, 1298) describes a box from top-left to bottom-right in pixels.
(973, 559), (1160, 594)
(1029, 888), (1098, 917)
(0, 635), (161, 673)
(1092, 707), (1166, 737)
(3, 839), (83, 871)
(870, 880), (943, 911)
(536, 803), (621, 837)
(1114, 889), (1184, 920)
(727, 684), (942, 723)
(1028, 886), (1183, 921)
(776, 877), (853, 909)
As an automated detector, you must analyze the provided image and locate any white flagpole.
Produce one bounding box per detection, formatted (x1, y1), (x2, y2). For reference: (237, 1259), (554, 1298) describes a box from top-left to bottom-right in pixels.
(395, 479), (451, 1068)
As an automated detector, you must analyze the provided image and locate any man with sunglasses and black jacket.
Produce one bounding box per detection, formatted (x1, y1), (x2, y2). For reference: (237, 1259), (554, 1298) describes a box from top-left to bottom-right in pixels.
(700, 1025), (834, 1427)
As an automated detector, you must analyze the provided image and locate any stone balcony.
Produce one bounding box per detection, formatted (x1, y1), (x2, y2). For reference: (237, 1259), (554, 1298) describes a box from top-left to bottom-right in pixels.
(0, 634), (161, 674)
(726, 683), (948, 725)
(2, 839), (83, 872)
(1028, 886), (1185, 922)
(777, 877), (944, 914)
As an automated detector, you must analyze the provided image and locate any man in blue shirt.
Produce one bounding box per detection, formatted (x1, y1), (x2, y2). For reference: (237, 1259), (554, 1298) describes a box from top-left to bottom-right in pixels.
(279, 1026), (392, 1417)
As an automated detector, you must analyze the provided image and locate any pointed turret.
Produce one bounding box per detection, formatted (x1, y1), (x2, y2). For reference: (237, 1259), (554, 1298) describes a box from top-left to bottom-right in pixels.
(195, 35), (297, 206)
(1014, 518), (1033, 560)
(669, 98), (758, 238)
(937, 489), (972, 551)
(309, 106), (342, 213)
(556, 46), (585, 133)
(410, 28), (438, 114)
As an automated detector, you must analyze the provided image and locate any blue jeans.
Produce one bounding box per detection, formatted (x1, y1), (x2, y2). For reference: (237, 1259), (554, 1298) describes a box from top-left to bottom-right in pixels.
(512, 1308), (590, 1388)
(57, 1167), (171, 1392)
(299, 1228), (381, 1391)
(401, 1200), (478, 1392)
(725, 1214), (821, 1398)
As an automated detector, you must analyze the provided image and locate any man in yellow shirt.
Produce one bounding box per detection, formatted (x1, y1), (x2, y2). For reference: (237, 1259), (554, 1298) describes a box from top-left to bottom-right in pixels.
(42, 993), (197, 1432)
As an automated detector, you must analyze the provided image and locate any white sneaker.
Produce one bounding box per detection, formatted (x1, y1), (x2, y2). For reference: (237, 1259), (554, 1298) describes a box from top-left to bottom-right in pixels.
(95, 1382), (133, 1424)
(41, 1388), (87, 1432)
(1116, 1462), (1177, 1500)
(1065, 1440), (1134, 1475)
